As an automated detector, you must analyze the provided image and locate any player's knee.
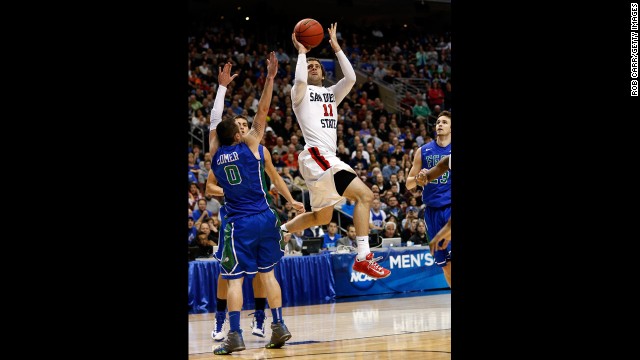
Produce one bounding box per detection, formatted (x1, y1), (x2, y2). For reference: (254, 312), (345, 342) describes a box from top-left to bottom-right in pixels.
(358, 187), (374, 205)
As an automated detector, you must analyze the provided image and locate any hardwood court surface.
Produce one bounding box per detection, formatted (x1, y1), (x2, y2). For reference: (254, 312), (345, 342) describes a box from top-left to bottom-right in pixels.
(188, 293), (451, 359)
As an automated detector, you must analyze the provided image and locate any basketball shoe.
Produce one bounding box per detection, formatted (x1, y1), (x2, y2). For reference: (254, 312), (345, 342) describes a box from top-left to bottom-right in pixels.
(210, 312), (227, 341)
(249, 310), (266, 337)
(213, 330), (245, 355)
(352, 252), (391, 279)
(265, 322), (291, 349)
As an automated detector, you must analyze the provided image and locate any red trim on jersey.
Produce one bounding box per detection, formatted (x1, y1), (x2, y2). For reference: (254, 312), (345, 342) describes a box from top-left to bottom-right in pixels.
(309, 147), (330, 171)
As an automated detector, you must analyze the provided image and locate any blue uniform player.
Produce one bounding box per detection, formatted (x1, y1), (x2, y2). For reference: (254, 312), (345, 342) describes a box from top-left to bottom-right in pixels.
(406, 111), (451, 287)
(206, 115), (303, 342)
(208, 54), (301, 355)
(213, 143), (283, 276)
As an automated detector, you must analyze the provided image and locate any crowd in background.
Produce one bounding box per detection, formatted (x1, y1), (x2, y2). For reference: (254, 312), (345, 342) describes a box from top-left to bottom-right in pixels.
(187, 22), (451, 254)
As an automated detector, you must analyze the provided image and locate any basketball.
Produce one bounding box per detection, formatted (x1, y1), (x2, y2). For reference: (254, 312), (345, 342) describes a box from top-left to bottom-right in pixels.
(294, 18), (324, 49)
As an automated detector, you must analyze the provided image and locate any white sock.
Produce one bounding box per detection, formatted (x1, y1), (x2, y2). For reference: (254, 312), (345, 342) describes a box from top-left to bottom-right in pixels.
(280, 224), (288, 232)
(356, 236), (370, 260)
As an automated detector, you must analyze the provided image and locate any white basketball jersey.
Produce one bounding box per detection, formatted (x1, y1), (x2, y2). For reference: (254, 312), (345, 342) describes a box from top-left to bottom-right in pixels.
(293, 84), (339, 153)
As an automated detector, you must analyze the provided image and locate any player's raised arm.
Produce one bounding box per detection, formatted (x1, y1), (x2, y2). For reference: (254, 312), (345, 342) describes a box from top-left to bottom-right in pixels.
(246, 51), (278, 145)
(291, 33), (309, 106)
(209, 62), (238, 154)
(329, 22), (356, 104)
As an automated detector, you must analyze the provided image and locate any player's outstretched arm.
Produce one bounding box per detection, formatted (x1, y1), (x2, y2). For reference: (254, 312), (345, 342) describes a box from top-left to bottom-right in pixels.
(291, 34), (309, 107)
(330, 22), (356, 103)
(246, 51), (278, 145)
(209, 62), (238, 154)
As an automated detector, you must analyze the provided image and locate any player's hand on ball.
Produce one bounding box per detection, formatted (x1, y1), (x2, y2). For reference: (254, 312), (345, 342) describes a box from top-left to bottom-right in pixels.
(291, 32), (309, 53)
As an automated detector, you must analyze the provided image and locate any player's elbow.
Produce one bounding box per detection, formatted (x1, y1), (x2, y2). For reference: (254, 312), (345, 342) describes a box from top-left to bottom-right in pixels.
(344, 72), (356, 84)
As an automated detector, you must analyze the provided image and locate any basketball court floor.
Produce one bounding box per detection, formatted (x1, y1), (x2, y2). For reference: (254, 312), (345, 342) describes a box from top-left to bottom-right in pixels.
(188, 291), (451, 359)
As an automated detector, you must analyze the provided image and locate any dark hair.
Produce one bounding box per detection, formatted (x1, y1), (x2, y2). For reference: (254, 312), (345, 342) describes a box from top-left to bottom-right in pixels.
(216, 118), (240, 146)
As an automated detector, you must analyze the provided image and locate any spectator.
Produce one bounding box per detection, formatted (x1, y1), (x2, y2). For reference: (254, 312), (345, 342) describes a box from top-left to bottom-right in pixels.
(349, 149), (369, 171)
(206, 216), (221, 243)
(407, 219), (429, 246)
(188, 152), (201, 179)
(361, 76), (380, 99)
(289, 135), (304, 152)
(384, 196), (402, 219)
(321, 222), (341, 249)
(286, 229), (305, 254)
(275, 47), (290, 64)
(401, 217), (419, 243)
(263, 127), (278, 149)
(428, 80), (445, 108)
(382, 220), (400, 238)
(188, 182), (203, 211)
(197, 221), (217, 247)
(400, 91), (417, 112)
(382, 157), (401, 181)
(369, 198), (386, 232)
(271, 149), (287, 169)
(336, 141), (351, 164)
(272, 136), (288, 155)
(192, 198), (213, 225)
(412, 98), (432, 122)
(188, 216), (197, 245)
(283, 152), (298, 169)
(338, 224), (358, 247)
(304, 225), (324, 238)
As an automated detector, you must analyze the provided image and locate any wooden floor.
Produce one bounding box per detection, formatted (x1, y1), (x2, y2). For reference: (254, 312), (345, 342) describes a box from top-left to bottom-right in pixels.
(188, 293), (451, 359)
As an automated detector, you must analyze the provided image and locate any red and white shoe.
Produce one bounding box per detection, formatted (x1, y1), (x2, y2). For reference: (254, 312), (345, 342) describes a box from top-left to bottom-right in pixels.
(352, 253), (391, 279)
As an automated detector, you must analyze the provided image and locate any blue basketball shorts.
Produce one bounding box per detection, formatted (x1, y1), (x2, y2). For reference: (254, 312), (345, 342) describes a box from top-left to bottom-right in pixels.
(425, 205), (451, 267)
(217, 208), (285, 280)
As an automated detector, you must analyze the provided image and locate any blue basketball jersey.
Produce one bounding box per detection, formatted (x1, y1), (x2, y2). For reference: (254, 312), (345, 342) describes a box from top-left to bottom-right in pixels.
(420, 141), (451, 208)
(370, 210), (385, 228)
(213, 143), (270, 222)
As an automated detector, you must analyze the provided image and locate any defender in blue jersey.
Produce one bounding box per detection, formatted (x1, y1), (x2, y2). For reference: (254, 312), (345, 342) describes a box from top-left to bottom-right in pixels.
(406, 111), (451, 287)
(206, 115), (304, 342)
(422, 155), (451, 287)
(208, 54), (299, 355)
